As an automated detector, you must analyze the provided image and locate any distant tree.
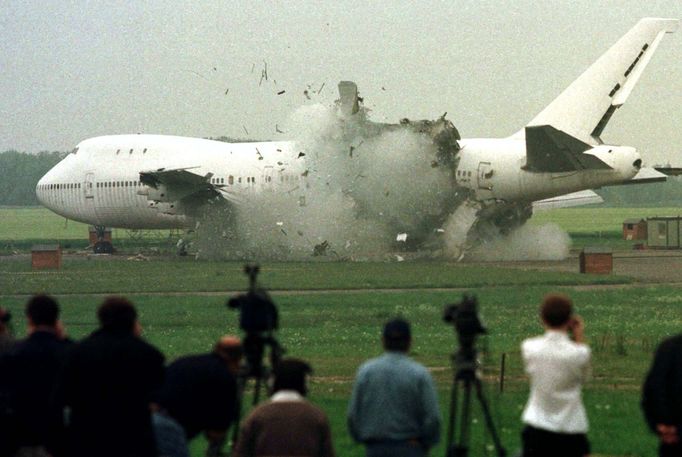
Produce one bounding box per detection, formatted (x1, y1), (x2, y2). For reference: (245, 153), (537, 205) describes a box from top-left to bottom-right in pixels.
(0, 150), (67, 206)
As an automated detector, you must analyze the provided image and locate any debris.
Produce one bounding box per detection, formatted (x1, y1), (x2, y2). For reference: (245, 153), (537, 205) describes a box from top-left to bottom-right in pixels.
(280, 228), (287, 236)
(297, 230), (304, 237)
(276, 221), (284, 226)
(349, 146), (354, 157)
(381, 86), (386, 91)
(276, 124), (284, 134)
(297, 152), (305, 158)
(313, 240), (330, 256)
(251, 63), (255, 73)
(256, 148), (263, 160)
(277, 161), (283, 165)
(436, 228), (445, 233)
(127, 253), (149, 261)
(243, 125), (249, 135)
(277, 149), (282, 152)
(317, 82), (325, 94)
(277, 90), (286, 95)
(304, 90), (311, 100)
(345, 240), (352, 249)
(384, 189), (390, 197)
(301, 170), (309, 177)
(395, 254), (405, 262)
(431, 160), (439, 168)
(396, 233), (408, 242)
(213, 67), (217, 71)
(224, 88), (229, 95)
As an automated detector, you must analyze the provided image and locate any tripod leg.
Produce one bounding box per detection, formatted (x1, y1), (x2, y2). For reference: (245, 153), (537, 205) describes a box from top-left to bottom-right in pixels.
(446, 378), (459, 455)
(456, 380), (472, 457)
(473, 379), (507, 457)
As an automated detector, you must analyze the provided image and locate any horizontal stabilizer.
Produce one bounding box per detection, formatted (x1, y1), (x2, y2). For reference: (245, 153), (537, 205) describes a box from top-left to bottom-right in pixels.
(524, 125), (612, 172)
(533, 190), (604, 210)
(654, 167), (682, 176)
(611, 167), (668, 186)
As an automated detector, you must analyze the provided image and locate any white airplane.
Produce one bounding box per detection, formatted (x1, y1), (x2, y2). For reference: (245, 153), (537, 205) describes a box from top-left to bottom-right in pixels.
(36, 18), (678, 255)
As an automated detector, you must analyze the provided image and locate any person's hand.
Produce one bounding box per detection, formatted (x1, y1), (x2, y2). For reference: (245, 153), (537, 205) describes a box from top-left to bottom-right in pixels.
(657, 424), (679, 444)
(569, 315), (585, 343)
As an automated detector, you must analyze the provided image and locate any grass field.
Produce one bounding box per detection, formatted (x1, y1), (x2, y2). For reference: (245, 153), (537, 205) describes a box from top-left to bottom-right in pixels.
(3, 206), (682, 456)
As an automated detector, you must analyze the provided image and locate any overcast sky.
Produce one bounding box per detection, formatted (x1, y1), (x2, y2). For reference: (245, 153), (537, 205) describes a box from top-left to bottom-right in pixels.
(1, 1), (681, 164)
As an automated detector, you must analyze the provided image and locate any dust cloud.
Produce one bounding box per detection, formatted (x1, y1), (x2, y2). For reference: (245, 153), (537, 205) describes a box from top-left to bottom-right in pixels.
(470, 223), (571, 261)
(194, 95), (569, 262)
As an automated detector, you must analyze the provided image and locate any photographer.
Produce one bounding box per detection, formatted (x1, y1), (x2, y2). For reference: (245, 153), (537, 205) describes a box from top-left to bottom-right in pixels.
(348, 318), (441, 457)
(520, 294), (591, 457)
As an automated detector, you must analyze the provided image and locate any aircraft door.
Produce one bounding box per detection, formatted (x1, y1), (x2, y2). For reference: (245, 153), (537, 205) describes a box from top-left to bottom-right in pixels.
(83, 172), (95, 199)
(477, 162), (494, 190)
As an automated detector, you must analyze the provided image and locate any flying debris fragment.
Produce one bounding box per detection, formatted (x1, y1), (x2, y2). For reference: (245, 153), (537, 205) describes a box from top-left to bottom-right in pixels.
(313, 240), (330, 256)
(276, 124), (284, 134)
(395, 254), (405, 262)
(301, 170), (309, 177)
(297, 152), (305, 158)
(256, 148), (263, 160)
(277, 90), (286, 95)
(276, 221), (284, 226)
(242, 125), (249, 135)
(317, 82), (325, 94)
(224, 88), (229, 95)
(396, 233), (408, 242)
(304, 90), (311, 100)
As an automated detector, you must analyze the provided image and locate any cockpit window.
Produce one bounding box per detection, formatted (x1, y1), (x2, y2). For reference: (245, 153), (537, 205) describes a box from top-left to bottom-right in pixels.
(71, 147), (79, 155)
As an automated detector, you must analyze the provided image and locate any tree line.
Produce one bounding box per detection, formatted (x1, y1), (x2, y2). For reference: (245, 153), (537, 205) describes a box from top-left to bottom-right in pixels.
(0, 150), (67, 206)
(1, 149), (681, 207)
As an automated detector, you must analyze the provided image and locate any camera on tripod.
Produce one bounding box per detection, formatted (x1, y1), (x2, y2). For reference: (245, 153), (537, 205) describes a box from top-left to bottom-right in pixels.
(226, 264), (283, 383)
(443, 294), (486, 355)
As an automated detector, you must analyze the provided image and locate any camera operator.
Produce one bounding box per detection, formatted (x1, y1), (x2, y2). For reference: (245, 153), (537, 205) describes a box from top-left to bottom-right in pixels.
(348, 318), (441, 457)
(520, 293), (591, 457)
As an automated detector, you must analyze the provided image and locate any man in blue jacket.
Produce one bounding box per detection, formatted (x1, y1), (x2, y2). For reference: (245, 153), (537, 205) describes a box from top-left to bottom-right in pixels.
(348, 318), (441, 457)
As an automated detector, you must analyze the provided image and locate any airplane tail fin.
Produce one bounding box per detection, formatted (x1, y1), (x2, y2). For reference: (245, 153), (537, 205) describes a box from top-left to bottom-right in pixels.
(518, 18), (678, 145)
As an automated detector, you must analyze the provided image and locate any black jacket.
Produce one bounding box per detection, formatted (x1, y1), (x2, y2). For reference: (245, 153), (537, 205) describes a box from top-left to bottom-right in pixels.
(157, 352), (238, 439)
(0, 330), (71, 454)
(642, 334), (682, 431)
(58, 328), (165, 457)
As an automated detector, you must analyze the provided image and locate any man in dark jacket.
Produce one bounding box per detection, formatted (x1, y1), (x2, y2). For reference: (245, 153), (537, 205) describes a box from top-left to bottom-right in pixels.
(156, 336), (241, 449)
(58, 296), (165, 457)
(0, 295), (71, 457)
(643, 334), (682, 457)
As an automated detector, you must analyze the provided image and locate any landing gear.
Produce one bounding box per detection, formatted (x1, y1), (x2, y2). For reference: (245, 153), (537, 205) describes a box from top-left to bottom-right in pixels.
(92, 225), (114, 254)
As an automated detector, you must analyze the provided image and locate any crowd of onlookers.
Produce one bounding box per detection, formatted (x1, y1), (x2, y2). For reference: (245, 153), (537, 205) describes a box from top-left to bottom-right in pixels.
(0, 293), (679, 457)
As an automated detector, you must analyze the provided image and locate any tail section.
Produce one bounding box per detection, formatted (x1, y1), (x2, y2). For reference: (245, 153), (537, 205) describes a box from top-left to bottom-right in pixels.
(519, 18), (678, 145)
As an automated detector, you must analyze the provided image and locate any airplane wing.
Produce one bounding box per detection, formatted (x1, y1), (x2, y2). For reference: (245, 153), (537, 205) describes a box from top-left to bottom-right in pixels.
(139, 167), (242, 206)
(523, 125), (612, 172)
(532, 190), (604, 210)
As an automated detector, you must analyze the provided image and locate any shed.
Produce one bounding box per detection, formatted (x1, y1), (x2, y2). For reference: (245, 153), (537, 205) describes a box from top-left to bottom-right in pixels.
(647, 216), (682, 249)
(579, 246), (612, 274)
(88, 226), (112, 245)
(31, 244), (62, 270)
(623, 218), (647, 240)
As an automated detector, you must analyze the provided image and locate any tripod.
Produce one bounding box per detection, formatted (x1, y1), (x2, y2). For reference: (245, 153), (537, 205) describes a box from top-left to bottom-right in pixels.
(445, 347), (506, 457)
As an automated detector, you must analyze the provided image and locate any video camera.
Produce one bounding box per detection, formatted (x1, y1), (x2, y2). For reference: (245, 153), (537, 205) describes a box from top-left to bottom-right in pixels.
(443, 294), (486, 358)
(227, 265), (278, 333)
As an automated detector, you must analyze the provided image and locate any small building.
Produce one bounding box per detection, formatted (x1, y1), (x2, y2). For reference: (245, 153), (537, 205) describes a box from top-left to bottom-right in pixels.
(88, 226), (112, 245)
(623, 218), (647, 240)
(31, 244), (62, 270)
(647, 216), (682, 249)
(579, 247), (612, 274)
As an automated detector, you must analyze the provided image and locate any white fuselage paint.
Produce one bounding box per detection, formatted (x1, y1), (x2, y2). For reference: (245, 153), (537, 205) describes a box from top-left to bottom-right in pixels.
(36, 134), (641, 230)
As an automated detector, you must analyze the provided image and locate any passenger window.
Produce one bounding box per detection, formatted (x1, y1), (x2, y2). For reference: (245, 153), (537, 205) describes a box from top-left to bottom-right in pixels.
(229, 175), (234, 185)
(129, 149), (133, 154)
(143, 148), (148, 154)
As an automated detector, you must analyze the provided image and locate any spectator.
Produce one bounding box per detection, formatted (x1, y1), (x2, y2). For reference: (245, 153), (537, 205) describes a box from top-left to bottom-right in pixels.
(520, 293), (591, 457)
(57, 296), (165, 457)
(0, 306), (13, 354)
(232, 358), (335, 457)
(642, 333), (682, 456)
(155, 335), (242, 454)
(0, 295), (71, 457)
(348, 318), (441, 457)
